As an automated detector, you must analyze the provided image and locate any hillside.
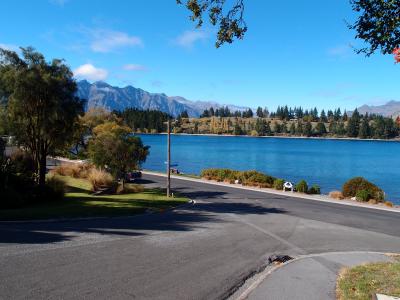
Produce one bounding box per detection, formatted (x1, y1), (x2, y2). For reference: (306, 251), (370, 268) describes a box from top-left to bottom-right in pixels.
(357, 100), (400, 117)
(76, 80), (249, 117)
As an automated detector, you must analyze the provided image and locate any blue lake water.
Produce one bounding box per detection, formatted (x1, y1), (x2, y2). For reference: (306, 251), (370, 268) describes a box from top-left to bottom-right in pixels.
(140, 134), (400, 204)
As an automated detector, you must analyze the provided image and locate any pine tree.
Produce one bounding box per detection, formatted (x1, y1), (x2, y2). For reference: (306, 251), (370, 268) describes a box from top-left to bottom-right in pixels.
(320, 109), (328, 122)
(303, 122), (312, 137)
(347, 109), (360, 137)
(289, 122), (296, 135)
(256, 106), (264, 118)
(358, 118), (371, 138)
(314, 122), (327, 136)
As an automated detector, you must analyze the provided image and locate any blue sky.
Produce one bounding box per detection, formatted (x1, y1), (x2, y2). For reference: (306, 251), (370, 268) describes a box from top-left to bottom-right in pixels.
(0, 0), (398, 111)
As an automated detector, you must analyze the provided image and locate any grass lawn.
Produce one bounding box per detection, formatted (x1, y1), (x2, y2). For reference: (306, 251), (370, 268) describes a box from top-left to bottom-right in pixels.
(336, 255), (400, 299)
(0, 175), (188, 221)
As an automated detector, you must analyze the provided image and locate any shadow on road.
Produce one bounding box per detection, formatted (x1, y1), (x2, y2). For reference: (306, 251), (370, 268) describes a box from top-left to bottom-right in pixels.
(0, 199), (286, 245)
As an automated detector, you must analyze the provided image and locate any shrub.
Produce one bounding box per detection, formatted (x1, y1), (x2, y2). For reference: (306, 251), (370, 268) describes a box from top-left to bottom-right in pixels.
(342, 177), (384, 202)
(51, 163), (93, 179)
(240, 170), (275, 188)
(273, 178), (284, 190)
(46, 175), (66, 198)
(296, 180), (308, 193)
(30, 176), (66, 204)
(355, 189), (371, 202)
(201, 168), (275, 188)
(308, 184), (321, 195)
(116, 183), (144, 194)
(329, 190), (344, 200)
(384, 201), (394, 207)
(10, 150), (35, 177)
(88, 168), (114, 192)
(368, 199), (378, 205)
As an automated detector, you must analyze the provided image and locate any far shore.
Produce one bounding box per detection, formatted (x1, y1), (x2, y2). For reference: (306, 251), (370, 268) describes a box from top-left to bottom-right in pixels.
(137, 132), (400, 143)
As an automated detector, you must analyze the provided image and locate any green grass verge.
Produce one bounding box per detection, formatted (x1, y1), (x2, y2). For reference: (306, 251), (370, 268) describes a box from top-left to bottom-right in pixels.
(337, 255), (400, 299)
(0, 176), (188, 221)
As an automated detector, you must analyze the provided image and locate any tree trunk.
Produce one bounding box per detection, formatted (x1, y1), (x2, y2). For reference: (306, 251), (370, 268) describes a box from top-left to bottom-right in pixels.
(38, 149), (47, 186)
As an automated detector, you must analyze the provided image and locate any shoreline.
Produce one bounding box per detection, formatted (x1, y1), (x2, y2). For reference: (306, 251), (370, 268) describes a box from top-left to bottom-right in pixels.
(143, 170), (400, 212)
(138, 132), (400, 143)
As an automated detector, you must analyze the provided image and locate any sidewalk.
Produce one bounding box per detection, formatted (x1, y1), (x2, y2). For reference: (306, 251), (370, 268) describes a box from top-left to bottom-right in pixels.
(232, 252), (393, 300)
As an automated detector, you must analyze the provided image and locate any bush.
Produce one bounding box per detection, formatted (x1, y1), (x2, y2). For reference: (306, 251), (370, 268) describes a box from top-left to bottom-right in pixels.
(116, 184), (144, 194)
(240, 170), (276, 188)
(342, 177), (384, 202)
(296, 180), (308, 193)
(45, 175), (66, 199)
(10, 150), (35, 177)
(355, 189), (371, 202)
(273, 178), (284, 190)
(88, 168), (114, 191)
(201, 168), (276, 188)
(384, 201), (394, 207)
(308, 184), (321, 195)
(329, 190), (344, 200)
(51, 163), (93, 179)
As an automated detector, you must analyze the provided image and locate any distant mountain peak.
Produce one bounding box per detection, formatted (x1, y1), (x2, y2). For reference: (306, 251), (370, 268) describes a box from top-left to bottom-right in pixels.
(357, 100), (400, 117)
(76, 80), (249, 117)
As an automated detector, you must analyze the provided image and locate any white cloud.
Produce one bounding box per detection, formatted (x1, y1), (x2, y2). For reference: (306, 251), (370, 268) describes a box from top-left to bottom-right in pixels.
(173, 30), (209, 48)
(123, 64), (147, 71)
(89, 29), (143, 53)
(49, 0), (69, 6)
(327, 44), (352, 58)
(73, 64), (108, 81)
(0, 43), (19, 51)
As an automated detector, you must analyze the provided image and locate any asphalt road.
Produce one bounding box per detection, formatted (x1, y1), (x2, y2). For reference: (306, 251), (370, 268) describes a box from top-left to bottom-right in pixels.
(1, 173), (400, 300)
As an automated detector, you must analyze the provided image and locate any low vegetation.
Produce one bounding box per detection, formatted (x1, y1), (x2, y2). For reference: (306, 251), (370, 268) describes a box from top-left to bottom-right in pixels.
(295, 180), (308, 193)
(273, 178), (284, 190)
(329, 190), (344, 200)
(51, 164), (115, 192)
(0, 175), (187, 221)
(337, 255), (400, 300)
(200, 168), (320, 194)
(342, 177), (385, 202)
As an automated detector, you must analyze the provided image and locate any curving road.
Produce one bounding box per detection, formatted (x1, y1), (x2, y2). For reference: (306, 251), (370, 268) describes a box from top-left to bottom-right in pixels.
(1, 173), (400, 299)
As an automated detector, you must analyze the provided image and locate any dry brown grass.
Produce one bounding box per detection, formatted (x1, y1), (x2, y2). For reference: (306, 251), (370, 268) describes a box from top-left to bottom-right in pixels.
(116, 184), (145, 194)
(51, 163), (94, 179)
(329, 190), (344, 200)
(384, 201), (394, 207)
(87, 168), (114, 191)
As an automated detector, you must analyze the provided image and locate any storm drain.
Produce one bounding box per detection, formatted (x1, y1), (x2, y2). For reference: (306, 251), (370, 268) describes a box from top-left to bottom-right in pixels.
(268, 254), (294, 265)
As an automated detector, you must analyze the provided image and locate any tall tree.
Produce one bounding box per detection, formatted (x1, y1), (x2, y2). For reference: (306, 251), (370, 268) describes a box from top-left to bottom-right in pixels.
(303, 122), (312, 137)
(177, 0), (247, 48)
(256, 106), (264, 118)
(0, 47), (84, 185)
(347, 109), (360, 137)
(358, 118), (371, 138)
(88, 122), (149, 186)
(349, 0), (400, 57)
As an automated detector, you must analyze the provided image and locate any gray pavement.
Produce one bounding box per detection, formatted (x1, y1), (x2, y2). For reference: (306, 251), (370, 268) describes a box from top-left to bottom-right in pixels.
(243, 252), (392, 300)
(1, 173), (400, 300)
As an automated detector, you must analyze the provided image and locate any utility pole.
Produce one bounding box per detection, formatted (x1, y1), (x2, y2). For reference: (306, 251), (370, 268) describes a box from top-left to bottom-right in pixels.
(166, 119), (171, 197)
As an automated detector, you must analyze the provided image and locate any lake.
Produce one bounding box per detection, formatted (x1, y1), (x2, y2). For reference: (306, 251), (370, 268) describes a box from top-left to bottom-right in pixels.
(140, 134), (400, 204)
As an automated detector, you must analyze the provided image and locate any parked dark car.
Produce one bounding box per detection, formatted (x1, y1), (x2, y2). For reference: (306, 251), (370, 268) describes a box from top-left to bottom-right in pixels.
(125, 171), (142, 182)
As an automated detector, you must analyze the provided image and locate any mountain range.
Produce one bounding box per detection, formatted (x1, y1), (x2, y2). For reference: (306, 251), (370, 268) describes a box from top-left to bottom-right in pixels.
(76, 80), (249, 117)
(76, 80), (400, 118)
(357, 100), (400, 118)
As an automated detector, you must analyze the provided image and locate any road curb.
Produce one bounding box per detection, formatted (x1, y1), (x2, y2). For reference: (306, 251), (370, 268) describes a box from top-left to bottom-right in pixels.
(230, 251), (398, 300)
(143, 171), (400, 214)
